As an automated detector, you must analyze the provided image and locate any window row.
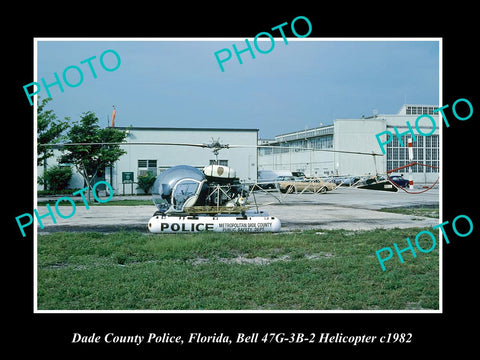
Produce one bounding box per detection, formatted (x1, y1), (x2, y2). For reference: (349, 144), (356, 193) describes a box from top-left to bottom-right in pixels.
(387, 134), (439, 148)
(386, 147), (439, 161)
(405, 106), (436, 115)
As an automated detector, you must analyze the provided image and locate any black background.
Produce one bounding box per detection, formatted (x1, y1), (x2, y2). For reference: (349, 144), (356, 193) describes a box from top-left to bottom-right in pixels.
(7, 3), (478, 355)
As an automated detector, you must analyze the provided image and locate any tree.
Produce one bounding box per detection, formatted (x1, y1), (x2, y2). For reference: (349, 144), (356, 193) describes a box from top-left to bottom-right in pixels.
(37, 97), (70, 167)
(59, 111), (127, 203)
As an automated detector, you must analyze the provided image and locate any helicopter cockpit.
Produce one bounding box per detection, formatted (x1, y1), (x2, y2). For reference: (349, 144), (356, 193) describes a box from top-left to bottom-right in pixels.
(152, 165), (208, 214)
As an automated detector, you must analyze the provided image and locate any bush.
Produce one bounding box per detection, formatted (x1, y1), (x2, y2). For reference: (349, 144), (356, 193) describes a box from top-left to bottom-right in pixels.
(38, 165), (73, 193)
(136, 171), (157, 194)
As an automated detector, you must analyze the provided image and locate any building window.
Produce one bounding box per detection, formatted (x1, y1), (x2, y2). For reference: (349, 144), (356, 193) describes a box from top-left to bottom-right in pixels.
(405, 106), (436, 116)
(138, 159), (157, 176)
(417, 136), (424, 147)
(386, 134), (438, 173)
(392, 136), (399, 147)
(425, 136), (432, 147)
(210, 159), (228, 166)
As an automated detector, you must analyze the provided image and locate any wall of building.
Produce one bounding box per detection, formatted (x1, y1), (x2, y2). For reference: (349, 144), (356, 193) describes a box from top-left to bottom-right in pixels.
(333, 118), (386, 177)
(110, 127), (258, 194)
(258, 125), (335, 177)
(258, 148), (334, 177)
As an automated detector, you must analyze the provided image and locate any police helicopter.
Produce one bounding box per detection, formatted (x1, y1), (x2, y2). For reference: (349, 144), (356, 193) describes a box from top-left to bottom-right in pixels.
(146, 139), (282, 233)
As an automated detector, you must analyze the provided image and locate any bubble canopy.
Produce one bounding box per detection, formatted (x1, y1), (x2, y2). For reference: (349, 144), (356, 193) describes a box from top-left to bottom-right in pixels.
(151, 165), (206, 213)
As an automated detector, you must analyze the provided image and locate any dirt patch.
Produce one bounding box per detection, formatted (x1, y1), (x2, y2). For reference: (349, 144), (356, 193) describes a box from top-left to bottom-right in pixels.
(189, 252), (334, 266)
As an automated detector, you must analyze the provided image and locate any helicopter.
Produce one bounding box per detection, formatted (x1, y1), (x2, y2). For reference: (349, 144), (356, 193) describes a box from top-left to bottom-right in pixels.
(147, 163), (281, 233)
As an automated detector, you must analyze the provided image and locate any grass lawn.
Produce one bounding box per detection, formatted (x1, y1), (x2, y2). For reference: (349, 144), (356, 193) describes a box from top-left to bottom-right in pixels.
(379, 204), (439, 219)
(37, 228), (439, 311)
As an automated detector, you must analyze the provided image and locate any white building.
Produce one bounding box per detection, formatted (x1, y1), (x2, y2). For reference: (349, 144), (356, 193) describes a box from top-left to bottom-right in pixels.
(39, 127), (259, 195)
(111, 127), (258, 194)
(258, 104), (440, 186)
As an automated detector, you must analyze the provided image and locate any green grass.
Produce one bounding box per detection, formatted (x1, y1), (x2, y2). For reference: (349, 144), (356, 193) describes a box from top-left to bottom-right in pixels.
(379, 205), (439, 219)
(37, 228), (439, 311)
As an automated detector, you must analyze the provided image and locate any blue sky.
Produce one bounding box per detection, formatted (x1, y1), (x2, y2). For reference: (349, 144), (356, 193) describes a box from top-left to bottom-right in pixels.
(36, 39), (440, 139)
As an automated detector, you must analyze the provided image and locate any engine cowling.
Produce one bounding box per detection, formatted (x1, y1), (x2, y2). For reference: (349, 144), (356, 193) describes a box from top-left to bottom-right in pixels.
(202, 165), (236, 180)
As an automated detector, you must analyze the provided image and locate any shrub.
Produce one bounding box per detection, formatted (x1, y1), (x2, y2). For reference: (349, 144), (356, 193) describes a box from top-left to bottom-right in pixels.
(38, 165), (73, 193)
(136, 171), (157, 194)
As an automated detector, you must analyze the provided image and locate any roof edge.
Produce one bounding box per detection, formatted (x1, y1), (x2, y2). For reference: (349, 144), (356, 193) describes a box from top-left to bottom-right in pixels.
(114, 126), (259, 132)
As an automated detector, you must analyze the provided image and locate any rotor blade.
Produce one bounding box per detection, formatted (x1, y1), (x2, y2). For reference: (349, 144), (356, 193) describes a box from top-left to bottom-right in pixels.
(40, 141), (383, 156)
(40, 141), (209, 148)
(229, 144), (384, 157)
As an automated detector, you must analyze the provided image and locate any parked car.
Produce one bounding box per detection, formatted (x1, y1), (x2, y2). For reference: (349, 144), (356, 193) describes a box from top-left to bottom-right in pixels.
(257, 170), (293, 189)
(291, 171), (306, 179)
(332, 176), (361, 186)
(275, 175), (296, 182)
(389, 175), (409, 188)
(277, 177), (336, 193)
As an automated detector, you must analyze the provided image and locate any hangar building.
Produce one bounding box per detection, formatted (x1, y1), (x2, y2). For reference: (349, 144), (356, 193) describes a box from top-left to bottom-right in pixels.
(258, 104), (440, 186)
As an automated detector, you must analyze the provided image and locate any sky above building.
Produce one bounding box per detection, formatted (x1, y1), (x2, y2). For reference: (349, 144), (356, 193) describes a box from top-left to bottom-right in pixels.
(36, 39), (440, 139)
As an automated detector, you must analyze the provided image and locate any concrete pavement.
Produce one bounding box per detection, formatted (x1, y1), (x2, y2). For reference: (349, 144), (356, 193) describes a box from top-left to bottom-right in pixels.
(35, 187), (440, 234)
